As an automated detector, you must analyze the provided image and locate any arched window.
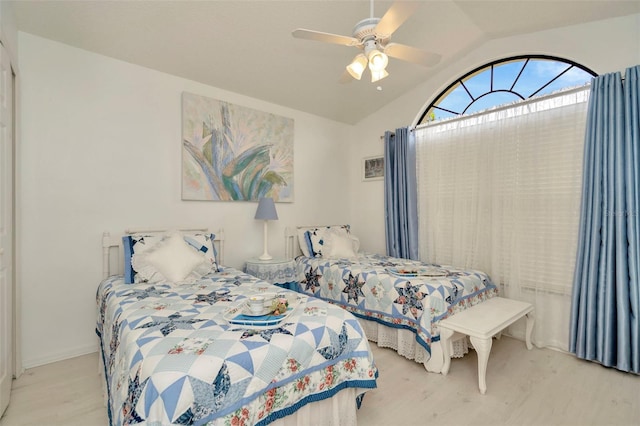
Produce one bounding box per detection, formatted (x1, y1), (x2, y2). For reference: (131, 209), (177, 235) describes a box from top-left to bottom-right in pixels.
(417, 55), (596, 124)
(414, 54), (597, 349)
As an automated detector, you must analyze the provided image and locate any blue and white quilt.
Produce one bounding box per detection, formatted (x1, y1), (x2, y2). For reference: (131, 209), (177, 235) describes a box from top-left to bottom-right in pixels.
(295, 253), (498, 357)
(96, 267), (377, 426)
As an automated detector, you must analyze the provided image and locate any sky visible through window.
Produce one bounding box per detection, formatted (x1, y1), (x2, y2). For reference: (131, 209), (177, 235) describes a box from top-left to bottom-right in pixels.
(420, 57), (595, 123)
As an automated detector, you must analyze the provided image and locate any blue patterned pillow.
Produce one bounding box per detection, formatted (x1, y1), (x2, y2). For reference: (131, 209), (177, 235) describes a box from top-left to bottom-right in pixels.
(123, 234), (160, 284)
(123, 232), (218, 284)
(304, 225), (351, 258)
(183, 233), (218, 271)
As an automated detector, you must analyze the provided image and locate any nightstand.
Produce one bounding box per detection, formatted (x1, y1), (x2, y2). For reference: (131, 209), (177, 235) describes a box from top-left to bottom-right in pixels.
(244, 257), (298, 289)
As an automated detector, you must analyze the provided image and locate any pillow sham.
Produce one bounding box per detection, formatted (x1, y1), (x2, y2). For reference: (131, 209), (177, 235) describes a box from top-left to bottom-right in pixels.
(324, 229), (358, 258)
(296, 228), (312, 257)
(123, 231), (218, 284)
(123, 233), (162, 284)
(303, 225), (351, 258)
(183, 233), (218, 272)
(133, 232), (208, 283)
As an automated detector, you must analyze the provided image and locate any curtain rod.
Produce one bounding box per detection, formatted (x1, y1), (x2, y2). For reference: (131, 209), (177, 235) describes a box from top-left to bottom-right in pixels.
(381, 128), (416, 140)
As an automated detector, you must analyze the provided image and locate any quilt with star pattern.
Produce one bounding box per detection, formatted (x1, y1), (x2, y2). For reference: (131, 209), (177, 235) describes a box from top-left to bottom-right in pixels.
(96, 267), (377, 426)
(295, 253), (498, 358)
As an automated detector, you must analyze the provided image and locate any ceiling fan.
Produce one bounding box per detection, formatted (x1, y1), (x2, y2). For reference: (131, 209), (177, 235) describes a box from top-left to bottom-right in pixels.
(292, 0), (441, 83)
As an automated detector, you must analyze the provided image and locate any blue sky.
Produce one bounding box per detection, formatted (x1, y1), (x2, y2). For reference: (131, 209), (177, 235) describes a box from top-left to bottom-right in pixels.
(432, 59), (593, 120)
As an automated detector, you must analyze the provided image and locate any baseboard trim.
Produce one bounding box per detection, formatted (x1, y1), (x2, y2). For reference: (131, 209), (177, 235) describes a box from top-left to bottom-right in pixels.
(23, 343), (99, 369)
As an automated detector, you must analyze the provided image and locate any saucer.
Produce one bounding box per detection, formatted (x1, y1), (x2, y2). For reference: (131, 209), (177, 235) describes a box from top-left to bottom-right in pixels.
(224, 299), (298, 328)
(243, 305), (273, 317)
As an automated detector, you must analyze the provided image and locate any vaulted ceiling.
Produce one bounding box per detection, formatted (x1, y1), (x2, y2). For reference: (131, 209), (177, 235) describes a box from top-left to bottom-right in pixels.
(11, 1), (640, 124)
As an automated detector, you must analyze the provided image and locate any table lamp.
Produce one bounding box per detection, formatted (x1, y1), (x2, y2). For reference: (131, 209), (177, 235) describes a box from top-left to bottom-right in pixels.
(254, 197), (278, 260)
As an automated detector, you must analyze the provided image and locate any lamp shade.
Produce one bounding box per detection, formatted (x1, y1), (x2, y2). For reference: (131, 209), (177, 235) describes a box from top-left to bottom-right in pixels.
(346, 54), (368, 80)
(254, 197), (278, 221)
(371, 68), (389, 83)
(367, 50), (388, 72)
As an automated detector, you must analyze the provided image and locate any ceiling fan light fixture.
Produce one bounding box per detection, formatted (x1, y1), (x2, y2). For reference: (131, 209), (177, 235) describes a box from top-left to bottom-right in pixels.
(346, 54), (368, 80)
(367, 49), (388, 72)
(292, 1), (436, 84)
(371, 68), (389, 83)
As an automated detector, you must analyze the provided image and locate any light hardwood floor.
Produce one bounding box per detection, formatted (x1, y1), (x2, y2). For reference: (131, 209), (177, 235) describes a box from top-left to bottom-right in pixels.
(0, 337), (638, 426)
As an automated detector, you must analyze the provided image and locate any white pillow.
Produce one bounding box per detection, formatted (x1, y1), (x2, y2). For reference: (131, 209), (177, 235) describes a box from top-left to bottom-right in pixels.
(124, 231), (217, 283)
(324, 227), (359, 258)
(350, 234), (361, 253)
(132, 233), (208, 283)
(326, 233), (357, 258)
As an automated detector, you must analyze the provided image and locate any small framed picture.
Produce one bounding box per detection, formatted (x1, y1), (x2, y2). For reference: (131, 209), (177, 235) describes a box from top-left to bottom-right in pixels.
(362, 156), (384, 181)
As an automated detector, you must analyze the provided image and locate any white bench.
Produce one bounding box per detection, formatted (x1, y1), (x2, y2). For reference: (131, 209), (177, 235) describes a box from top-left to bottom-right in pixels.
(439, 297), (534, 394)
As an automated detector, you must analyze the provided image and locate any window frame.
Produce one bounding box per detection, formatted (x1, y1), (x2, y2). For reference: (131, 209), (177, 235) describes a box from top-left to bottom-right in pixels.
(417, 54), (597, 125)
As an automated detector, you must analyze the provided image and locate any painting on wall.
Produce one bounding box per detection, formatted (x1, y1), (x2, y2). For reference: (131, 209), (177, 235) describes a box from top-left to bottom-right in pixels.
(182, 92), (294, 201)
(362, 156), (384, 181)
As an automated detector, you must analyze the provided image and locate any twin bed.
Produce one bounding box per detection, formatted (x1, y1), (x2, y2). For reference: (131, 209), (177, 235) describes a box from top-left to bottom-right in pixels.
(285, 225), (498, 372)
(96, 225), (498, 425)
(96, 229), (377, 426)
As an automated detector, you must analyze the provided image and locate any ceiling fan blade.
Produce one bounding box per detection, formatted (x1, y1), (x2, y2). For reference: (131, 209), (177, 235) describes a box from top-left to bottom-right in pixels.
(384, 42), (441, 67)
(292, 29), (360, 47)
(375, 1), (421, 39)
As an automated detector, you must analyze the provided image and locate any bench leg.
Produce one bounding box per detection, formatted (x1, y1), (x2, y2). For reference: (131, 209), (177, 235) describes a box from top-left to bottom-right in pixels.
(525, 312), (535, 350)
(440, 327), (455, 375)
(470, 336), (492, 395)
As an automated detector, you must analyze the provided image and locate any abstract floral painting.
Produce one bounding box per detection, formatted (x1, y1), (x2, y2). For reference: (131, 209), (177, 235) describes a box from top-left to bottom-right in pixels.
(182, 92), (294, 201)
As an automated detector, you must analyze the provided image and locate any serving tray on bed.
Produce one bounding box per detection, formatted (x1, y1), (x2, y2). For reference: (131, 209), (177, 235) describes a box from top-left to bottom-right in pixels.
(224, 301), (298, 328)
(386, 267), (449, 278)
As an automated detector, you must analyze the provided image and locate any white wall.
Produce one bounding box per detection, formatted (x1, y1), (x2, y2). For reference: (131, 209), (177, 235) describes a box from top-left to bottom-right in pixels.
(18, 33), (354, 368)
(17, 13), (640, 369)
(0, 1), (17, 65)
(349, 13), (640, 255)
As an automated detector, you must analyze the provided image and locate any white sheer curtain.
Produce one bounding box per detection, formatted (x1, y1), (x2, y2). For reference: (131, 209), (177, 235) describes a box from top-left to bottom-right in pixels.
(415, 87), (590, 350)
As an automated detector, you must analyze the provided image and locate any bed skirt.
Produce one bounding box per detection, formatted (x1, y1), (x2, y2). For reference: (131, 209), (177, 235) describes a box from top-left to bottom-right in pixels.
(271, 388), (358, 426)
(98, 353), (360, 426)
(359, 319), (469, 373)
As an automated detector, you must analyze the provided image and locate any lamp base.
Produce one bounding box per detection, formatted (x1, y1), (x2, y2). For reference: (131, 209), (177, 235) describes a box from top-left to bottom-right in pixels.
(259, 220), (273, 261)
(258, 253), (273, 261)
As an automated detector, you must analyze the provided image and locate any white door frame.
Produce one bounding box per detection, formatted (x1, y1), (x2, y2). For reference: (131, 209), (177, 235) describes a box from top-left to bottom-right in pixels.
(10, 48), (19, 380)
(0, 39), (15, 417)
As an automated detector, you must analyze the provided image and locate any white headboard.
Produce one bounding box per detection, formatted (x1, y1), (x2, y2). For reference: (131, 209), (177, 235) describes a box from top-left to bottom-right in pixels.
(284, 227), (301, 259)
(102, 228), (225, 279)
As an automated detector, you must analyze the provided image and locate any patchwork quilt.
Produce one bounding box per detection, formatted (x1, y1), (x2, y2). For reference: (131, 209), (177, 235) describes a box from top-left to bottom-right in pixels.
(96, 268), (377, 426)
(295, 253), (498, 356)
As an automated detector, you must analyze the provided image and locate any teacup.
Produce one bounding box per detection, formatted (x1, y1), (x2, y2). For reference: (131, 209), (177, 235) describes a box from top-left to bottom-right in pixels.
(248, 296), (265, 314)
(261, 292), (277, 306)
